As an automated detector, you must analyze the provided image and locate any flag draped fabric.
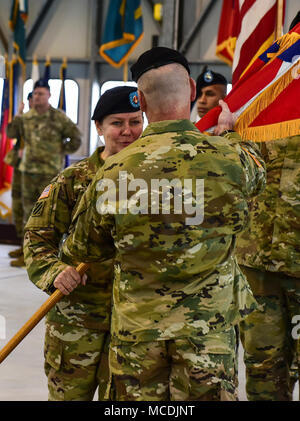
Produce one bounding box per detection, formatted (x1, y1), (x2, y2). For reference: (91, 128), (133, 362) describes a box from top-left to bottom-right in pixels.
(99, 0), (144, 68)
(9, 0), (28, 75)
(216, 0), (237, 66)
(57, 59), (69, 168)
(0, 65), (14, 218)
(197, 23), (300, 142)
(216, 0), (285, 86)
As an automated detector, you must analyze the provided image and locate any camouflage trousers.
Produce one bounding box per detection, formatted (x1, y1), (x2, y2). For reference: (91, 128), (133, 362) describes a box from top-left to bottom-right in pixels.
(22, 172), (58, 232)
(108, 327), (238, 401)
(11, 168), (23, 239)
(239, 266), (300, 401)
(44, 321), (110, 401)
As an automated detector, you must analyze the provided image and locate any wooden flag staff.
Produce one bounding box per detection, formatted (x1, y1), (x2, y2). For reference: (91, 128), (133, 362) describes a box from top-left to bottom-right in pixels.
(0, 262), (89, 364)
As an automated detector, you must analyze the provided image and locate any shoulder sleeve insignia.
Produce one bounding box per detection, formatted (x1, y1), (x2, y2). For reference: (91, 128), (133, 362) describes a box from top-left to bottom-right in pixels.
(39, 184), (53, 200)
(31, 201), (45, 217)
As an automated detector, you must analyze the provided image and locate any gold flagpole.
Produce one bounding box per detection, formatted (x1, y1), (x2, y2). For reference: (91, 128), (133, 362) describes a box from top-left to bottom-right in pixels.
(123, 59), (128, 82)
(0, 263), (89, 364)
(276, 0), (284, 39)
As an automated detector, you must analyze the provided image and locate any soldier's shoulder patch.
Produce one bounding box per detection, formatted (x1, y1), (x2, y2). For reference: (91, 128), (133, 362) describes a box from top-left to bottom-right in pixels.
(39, 184), (53, 200)
(31, 201), (45, 217)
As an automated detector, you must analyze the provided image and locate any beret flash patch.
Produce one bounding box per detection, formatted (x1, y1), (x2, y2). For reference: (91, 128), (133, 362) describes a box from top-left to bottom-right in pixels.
(129, 91), (140, 108)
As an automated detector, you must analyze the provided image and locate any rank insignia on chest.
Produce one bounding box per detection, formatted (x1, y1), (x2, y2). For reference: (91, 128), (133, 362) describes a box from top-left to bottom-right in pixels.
(39, 184), (53, 200)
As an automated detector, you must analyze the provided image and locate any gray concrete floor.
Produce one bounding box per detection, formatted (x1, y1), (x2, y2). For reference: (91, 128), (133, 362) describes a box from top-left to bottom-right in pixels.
(0, 244), (298, 401)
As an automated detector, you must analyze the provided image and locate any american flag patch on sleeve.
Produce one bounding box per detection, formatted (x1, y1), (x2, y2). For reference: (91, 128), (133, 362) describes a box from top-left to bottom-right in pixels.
(39, 184), (53, 199)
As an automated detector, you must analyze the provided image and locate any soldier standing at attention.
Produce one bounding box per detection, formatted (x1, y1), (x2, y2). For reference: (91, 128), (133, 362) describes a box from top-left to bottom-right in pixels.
(23, 86), (144, 401)
(190, 68), (228, 123)
(5, 92), (33, 263)
(62, 47), (266, 401)
(6, 79), (81, 267)
(235, 13), (300, 402)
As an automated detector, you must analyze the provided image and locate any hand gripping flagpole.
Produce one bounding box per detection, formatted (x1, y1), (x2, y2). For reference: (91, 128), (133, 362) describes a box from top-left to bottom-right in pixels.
(0, 263), (89, 364)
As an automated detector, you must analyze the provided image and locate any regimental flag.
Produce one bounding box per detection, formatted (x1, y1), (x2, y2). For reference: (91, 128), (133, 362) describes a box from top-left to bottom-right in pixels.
(197, 23), (300, 142)
(57, 58), (69, 168)
(43, 57), (51, 82)
(9, 0), (28, 76)
(0, 65), (13, 219)
(216, 0), (237, 66)
(31, 56), (40, 84)
(99, 0), (144, 68)
(216, 0), (285, 86)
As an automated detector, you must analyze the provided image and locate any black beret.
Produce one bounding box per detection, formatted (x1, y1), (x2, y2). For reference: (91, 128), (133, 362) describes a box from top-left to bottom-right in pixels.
(130, 47), (190, 82)
(195, 69), (227, 99)
(33, 79), (50, 90)
(92, 86), (140, 121)
(289, 11), (300, 31)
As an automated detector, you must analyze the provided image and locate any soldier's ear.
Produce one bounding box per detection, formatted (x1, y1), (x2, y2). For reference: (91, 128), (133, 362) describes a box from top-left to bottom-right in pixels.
(95, 120), (103, 136)
(138, 90), (147, 112)
(190, 78), (196, 102)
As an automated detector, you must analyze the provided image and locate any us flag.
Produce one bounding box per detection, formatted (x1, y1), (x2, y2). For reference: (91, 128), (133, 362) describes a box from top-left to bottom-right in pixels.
(217, 0), (285, 86)
(197, 22), (300, 142)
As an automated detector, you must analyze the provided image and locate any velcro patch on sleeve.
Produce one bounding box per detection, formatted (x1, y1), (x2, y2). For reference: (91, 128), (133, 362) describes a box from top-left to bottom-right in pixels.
(31, 201), (45, 217)
(39, 184), (53, 200)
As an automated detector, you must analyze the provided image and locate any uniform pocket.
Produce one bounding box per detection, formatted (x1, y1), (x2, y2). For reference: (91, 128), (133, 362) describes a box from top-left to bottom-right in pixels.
(44, 328), (63, 371)
(187, 327), (236, 355)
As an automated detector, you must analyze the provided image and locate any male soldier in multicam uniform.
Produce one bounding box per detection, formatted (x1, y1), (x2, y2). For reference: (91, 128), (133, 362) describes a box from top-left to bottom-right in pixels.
(235, 14), (300, 402)
(4, 92), (33, 261)
(6, 79), (81, 267)
(61, 47), (266, 401)
(190, 68), (227, 123)
(23, 86), (144, 401)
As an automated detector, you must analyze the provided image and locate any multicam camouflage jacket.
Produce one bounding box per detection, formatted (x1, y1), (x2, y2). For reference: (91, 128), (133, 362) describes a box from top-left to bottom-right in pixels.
(6, 106), (81, 176)
(236, 135), (300, 278)
(24, 147), (113, 331)
(62, 120), (266, 343)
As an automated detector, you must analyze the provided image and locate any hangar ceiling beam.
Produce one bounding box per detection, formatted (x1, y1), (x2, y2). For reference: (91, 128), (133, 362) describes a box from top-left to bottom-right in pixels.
(179, 0), (217, 55)
(26, 0), (59, 55)
(159, 0), (180, 48)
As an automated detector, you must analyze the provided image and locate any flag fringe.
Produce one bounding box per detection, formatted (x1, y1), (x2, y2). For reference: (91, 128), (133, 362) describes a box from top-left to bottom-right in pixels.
(238, 119), (300, 142)
(235, 59), (299, 141)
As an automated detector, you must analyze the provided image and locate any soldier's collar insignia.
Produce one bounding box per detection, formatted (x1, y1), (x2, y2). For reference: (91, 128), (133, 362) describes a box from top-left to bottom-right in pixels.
(39, 184), (53, 200)
(129, 91), (140, 108)
(204, 70), (213, 83)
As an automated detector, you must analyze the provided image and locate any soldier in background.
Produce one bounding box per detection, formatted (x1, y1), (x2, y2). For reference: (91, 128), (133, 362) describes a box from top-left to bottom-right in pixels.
(61, 47), (266, 401)
(235, 14), (300, 401)
(23, 86), (144, 401)
(190, 68), (228, 123)
(6, 80), (81, 267)
(5, 92), (33, 263)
